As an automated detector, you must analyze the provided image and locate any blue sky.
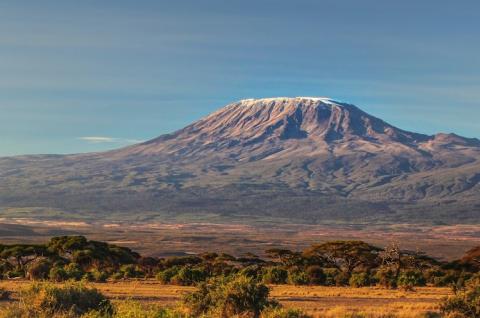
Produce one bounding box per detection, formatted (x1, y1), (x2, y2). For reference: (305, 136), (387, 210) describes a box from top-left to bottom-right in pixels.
(1, 0), (479, 156)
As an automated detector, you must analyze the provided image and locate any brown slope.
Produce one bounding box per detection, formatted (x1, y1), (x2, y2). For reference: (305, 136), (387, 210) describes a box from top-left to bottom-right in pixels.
(0, 97), (479, 223)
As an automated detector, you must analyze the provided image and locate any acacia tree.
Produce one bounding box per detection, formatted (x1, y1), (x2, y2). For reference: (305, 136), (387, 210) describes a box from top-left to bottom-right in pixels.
(378, 242), (435, 288)
(137, 257), (159, 277)
(47, 236), (139, 271)
(265, 248), (303, 266)
(303, 241), (382, 275)
(0, 244), (49, 274)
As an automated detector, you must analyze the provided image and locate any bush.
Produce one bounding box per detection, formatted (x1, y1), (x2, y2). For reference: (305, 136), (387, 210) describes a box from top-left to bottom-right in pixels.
(433, 273), (459, 287)
(49, 266), (68, 282)
(398, 271), (426, 290)
(64, 263), (84, 281)
(287, 268), (309, 286)
(305, 266), (325, 285)
(119, 264), (144, 279)
(375, 267), (397, 289)
(91, 269), (109, 283)
(424, 269), (445, 285)
(171, 266), (207, 286)
(0, 282), (113, 317)
(349, 272), (370, 288)
(334, 272), (350, 286)
(27, 259), (52, 280)
(239, 265), (262, 279)
(183, 274), (273, 317)
(111, 272), (125, 281)
(440, 274), (480, 318)
(81, 272), (94, 282)
(323, 268), (340, 286)
(156, 267), (180, 284)
(263, 267), (288, 285)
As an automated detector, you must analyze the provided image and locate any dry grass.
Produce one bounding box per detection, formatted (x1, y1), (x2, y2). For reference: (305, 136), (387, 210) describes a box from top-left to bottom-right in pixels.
(0, 280), (451, 317)
(0, 220), (479, 260)
(271, 285), (449, 317)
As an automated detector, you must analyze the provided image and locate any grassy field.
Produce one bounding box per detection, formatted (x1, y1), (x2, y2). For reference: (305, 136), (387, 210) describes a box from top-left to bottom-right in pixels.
(0, 280), (451, 317)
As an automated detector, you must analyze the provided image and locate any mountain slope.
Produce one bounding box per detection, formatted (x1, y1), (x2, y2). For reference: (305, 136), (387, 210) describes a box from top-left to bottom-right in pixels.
(1, 97), (479, 223)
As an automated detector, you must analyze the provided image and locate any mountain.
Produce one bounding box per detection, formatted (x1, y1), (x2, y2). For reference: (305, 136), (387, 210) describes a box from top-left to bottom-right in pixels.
(1, 97), (480, 224)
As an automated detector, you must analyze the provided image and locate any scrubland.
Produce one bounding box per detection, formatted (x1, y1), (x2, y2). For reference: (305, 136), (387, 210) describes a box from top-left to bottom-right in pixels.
(0, 280), (451, 317)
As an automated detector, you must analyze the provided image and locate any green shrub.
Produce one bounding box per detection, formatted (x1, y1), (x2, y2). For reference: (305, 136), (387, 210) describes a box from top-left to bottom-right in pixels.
(156, 267), (180, 284)
(349, 272), (370, 288)
(81, 272), (94, 282)
(49, 266), (68, 282)
(262, 267), (288, 285)
(171, 266), (207, 286)
(64, 263), (84, 281)
(398, 271), (426, 290)
(287, 268), (309, 286)
(91, 269), (109, 283)
(119, 264), (144, 279)
(210, 262), (235, 277)
(0, 282), (113, 317)
(375, 267), (397, 289)
(183, 274), (273, 317)
(239, 265), (262, 279)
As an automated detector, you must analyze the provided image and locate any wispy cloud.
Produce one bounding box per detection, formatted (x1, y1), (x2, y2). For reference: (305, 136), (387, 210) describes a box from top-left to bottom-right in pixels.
(78, 136), (144, 144)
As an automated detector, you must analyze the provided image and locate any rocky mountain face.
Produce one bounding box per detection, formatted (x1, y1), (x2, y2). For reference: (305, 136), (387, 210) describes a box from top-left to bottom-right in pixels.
(1, 97), (479, 223)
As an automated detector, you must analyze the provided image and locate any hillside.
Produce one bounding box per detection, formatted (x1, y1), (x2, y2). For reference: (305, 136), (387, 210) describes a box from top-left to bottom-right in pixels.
(1, 97), (480, 223)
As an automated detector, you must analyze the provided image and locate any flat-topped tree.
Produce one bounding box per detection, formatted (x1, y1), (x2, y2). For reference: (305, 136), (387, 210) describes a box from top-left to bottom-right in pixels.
(265, 248), (303, 266)
(0, 244), (50, 274)
(47, 236), (140, 271)
(303, 241), (382, 275)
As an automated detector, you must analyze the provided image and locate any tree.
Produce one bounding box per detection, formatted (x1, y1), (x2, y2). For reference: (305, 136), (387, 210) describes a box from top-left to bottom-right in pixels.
(303, 241), (381, 275)
(379, 242), (435, 289)
(0, 244), (49, 275)
(265, 249), (303, 266)
(47, 236), (140, 271)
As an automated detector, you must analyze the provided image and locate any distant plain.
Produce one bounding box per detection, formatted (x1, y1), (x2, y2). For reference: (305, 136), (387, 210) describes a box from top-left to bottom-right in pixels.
(0, 215), (478, 260)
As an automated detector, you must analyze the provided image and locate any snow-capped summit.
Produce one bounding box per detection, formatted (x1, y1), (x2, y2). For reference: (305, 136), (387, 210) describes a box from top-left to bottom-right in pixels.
(1, 97), (480, 222)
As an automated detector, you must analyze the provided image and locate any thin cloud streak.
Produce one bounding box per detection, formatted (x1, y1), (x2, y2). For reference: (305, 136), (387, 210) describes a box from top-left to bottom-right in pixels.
(78, 137), (144, 144)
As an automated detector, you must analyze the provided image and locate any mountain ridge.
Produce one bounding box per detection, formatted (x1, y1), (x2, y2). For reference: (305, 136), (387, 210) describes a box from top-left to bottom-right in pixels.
(1, 97), (479, 224)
